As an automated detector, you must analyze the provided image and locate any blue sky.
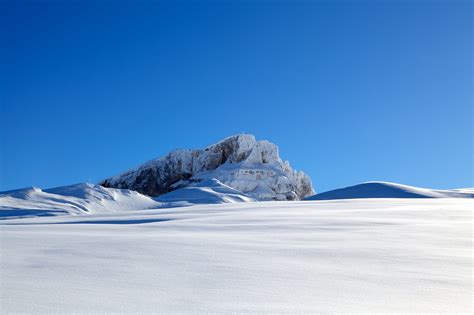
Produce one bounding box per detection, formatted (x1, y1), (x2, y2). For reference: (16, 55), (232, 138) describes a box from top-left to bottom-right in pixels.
(1, 0), (472, 193)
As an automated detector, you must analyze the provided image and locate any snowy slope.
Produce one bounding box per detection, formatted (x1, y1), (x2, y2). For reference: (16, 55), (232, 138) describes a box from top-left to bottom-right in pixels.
(0, 180), (254, 219)
(156, 179), (254, 206)
(306, 181), (474, 200)
(0, 183), (161, 219)
(1, 199), (472, 313)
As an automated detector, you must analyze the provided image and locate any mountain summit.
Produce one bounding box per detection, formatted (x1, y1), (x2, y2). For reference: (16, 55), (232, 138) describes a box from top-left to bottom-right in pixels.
(100, 134), (314, 200)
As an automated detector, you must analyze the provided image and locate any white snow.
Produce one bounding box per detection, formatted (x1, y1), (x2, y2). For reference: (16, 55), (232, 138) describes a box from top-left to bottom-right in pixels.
(306, 181), (474, 200)
(0, 183), (161, 218)
(0, 181), (254, 219)
(1, 198), (472, 313)
(157, 179), (254, 206)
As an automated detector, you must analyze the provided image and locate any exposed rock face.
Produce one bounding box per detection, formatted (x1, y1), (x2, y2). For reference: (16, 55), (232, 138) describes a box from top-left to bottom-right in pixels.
(100, 134), (315, 201)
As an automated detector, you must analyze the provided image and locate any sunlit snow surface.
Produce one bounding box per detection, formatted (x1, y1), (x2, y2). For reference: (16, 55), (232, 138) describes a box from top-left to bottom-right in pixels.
(0, 181), (251, 219)
(1, 198), (472, 313)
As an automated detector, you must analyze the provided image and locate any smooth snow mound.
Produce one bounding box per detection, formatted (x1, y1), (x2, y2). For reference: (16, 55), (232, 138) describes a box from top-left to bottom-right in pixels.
(0, 183), (161, 219)
(306, 181), (474, 200)
(156, 179), (254, 206)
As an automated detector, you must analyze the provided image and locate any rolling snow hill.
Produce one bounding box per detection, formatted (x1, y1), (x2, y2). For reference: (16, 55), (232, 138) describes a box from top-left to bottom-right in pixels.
(0, 180), (254, 219)
(0, 183), (161, 219)
(306, 181), (473, 200)
(156, 179), (254, 206)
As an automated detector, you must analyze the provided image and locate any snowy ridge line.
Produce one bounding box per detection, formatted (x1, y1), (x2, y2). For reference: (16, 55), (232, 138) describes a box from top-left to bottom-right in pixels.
(0, 183), (162, 219)
(0, 179), (254, 220)
(306, 181), (473, 200)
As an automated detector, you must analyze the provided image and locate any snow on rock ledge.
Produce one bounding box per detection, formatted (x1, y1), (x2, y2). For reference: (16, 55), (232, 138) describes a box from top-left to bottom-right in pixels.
(100, 134), (315, 200)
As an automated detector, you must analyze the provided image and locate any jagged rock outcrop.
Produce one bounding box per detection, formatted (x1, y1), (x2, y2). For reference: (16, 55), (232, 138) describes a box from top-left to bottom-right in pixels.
(100, 134), (315, 200)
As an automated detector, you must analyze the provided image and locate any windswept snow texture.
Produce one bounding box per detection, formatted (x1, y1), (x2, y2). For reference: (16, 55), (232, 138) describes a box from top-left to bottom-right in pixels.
(0, 183), (161, 219)
(0, 181), (254, 219)
(1, 199), (472, 313)
(100, 134), (314, 201)
(156, 179), (254, 206)
(306, 181), (474, 200)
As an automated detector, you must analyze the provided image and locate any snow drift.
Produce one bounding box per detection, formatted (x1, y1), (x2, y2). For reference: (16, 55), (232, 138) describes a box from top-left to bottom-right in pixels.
(306, 181), (473, 200)
(156, 179), (254, 206)
(100, 134), (314, 201)
(0, 183), (161, 219)
(0, 180), (255, 219)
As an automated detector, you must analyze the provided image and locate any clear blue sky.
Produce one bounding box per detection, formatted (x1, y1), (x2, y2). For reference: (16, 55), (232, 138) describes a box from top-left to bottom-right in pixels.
(1, 0), (472, 193)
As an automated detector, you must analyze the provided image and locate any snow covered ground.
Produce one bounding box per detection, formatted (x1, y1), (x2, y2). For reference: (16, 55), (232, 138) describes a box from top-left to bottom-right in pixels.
(1, 198), (472, 313)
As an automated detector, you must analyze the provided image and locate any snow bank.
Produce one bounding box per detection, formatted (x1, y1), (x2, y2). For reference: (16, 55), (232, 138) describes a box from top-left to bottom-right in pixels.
(0, 180), (254, 219)
(156, 179), (254, 206)
(0, 183), (161, 219)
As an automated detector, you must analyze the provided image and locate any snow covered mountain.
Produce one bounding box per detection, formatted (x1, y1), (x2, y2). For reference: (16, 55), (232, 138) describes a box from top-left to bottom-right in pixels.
(306, 181), (473, 200)
(100, 134), (314, 201)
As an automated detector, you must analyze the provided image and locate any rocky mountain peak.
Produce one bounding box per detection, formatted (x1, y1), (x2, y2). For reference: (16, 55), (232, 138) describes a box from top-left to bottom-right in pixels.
(100, 134), (315, 200)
